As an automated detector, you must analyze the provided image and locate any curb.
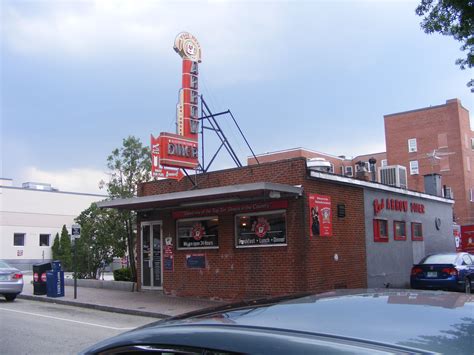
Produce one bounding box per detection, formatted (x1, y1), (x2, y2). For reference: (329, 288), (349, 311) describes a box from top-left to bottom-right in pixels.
(18, 294), (170, 319)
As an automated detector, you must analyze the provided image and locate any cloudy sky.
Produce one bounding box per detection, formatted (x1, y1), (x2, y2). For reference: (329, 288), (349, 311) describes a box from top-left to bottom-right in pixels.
(1, 0), (472, 194)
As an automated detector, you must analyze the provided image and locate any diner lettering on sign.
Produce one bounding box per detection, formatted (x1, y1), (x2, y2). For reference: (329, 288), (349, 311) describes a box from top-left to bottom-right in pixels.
(373, 198), (425, 216)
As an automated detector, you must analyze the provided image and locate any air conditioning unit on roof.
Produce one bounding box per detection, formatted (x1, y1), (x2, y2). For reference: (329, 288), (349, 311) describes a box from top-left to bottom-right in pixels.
(379, 165), (407, 189)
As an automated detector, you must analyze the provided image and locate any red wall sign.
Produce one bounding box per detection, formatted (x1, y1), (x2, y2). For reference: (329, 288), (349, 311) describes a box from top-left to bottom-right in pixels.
(309, 194), (332, 237)
(460, 225), (474, 253)
(172, 200), (288, 219)
(373, 198), (425, 216)
(157, 133), (198, 169)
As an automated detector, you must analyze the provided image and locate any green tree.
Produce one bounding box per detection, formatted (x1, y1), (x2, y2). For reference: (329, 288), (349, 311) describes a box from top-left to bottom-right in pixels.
(51, 232), (61, 261)
(416, 0), (474, 91)
(74, 203), (127, 279)
(101, 136), (151, 282)
(59, 225), (72, 271)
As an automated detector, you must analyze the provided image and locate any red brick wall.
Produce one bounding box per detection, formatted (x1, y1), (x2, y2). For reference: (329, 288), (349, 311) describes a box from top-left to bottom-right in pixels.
(138, 158), (367, 300)
(385, 99), (473, 225)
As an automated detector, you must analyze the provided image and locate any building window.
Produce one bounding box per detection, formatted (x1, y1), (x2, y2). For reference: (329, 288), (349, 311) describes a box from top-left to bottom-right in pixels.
(440, 156), (450, 171)
(408, 138), (417, 153)
(373, 219), (388, 242)
(409, 160), (419, 175)
(381, 159), (388, 167)
(329, 163), (335, 173)
(438, 133), (448, 148)
(39, 234), (50, 246)
(345, 166), (353, 177)
(443, 186), (454, 199)
(471, 138), (474, 150)
(411, 222), (423, 241)
(467, 157), (471, 172)
(176, 217), (219, 250)
(235, 210), (287, 248)
(470, 188), (473, 202)
(14, 233), (25, 246)
(394, 221), (406, 241)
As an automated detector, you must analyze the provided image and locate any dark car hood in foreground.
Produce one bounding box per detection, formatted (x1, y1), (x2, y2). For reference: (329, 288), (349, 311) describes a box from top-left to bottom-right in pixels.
(84, 289), (474, 354)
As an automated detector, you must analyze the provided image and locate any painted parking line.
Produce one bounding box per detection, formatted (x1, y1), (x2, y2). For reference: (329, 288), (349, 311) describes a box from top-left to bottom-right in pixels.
(0, 307), (136, 330)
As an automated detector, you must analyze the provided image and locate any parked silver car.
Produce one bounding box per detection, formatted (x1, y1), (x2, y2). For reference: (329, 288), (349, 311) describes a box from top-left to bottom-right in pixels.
(82, 289), (474, 354)
(0, 260), (24, 301)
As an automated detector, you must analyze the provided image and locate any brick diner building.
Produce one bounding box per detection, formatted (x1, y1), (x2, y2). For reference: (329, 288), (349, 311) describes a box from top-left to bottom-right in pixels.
(100, 158), (454, 300)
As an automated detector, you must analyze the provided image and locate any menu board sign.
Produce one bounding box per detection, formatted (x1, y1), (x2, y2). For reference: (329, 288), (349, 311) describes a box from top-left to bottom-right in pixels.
(177, 217), (218, 250)
(235, 211), (286, 248)
(309, 193), (332, 237)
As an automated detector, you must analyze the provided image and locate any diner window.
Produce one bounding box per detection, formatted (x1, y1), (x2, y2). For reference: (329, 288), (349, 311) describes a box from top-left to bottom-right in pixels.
(408, 138), (417, 152)
(14, 233), (25, 246)
(373, 219), (388, 242)
(409, 160), (419, 175)
(176, 217), (219, 250)
(39, 234), (50, 246)
(235, 210), (287, 248)
(411, 222), (423, 241)
(393, 221), (406, 241)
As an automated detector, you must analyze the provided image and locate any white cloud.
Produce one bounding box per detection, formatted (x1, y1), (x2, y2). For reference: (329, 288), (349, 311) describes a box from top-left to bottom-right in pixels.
(21, 166), (108, 194)
(2, 0), (286, 85)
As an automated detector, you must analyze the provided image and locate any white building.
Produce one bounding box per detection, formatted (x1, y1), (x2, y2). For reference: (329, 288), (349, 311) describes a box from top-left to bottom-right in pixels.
(0, 178), (106, 270)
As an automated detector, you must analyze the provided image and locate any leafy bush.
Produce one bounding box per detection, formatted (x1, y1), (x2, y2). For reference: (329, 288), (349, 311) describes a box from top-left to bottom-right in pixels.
(114, 267), (132, 281)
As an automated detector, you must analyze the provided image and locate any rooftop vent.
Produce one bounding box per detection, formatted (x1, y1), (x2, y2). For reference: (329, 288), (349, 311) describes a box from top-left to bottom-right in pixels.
(307, 158), (332, 173)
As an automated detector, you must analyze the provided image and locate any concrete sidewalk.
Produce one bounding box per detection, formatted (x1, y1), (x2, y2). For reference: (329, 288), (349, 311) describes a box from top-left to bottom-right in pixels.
(19, 274), (226, 319)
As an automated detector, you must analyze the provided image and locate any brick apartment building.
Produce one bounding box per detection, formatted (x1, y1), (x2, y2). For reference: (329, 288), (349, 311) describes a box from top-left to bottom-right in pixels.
(384, 99), (473, 227)
(100, 158), (453, 300)
(249, 99), (473, 228)
(248, 148), (387, 179)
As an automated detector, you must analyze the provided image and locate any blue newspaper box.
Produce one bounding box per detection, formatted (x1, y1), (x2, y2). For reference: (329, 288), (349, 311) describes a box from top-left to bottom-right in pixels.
(46, 270), (65, 297)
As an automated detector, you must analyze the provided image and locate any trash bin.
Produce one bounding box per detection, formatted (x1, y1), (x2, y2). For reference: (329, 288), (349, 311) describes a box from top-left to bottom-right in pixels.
(46, 270), (65, 298)
(33, 262), (52, 295)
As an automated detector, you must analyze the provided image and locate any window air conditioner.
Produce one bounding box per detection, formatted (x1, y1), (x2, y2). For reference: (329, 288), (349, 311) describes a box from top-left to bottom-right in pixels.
(379, 165), (408, 189)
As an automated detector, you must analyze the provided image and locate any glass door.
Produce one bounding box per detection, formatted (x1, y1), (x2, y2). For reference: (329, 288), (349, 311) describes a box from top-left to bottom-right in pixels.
(141, 222), (162, 288)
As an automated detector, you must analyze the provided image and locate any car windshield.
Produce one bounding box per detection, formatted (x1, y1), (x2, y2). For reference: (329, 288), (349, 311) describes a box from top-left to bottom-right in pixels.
(421, 254), (457, 264)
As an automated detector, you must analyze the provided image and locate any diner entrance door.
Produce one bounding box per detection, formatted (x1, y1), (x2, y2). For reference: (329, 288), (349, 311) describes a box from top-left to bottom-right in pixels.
(141, 221), (162, 289)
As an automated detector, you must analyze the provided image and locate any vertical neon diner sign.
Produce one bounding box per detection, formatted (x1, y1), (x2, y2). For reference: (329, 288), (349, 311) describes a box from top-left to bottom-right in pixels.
(151, 32), (201, 180)
(174, 32), (201, 140)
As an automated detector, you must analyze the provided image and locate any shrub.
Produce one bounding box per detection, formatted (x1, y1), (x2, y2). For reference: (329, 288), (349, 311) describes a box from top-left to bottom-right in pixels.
(114, 267), (132, 281)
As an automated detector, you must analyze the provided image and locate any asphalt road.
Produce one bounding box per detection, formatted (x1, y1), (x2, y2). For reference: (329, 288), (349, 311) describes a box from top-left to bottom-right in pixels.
(0, 298), (157, 354)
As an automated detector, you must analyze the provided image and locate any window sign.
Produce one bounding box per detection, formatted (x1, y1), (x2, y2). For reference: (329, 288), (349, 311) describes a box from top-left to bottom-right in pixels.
(177, 217), (218, 250)
(235, 210), (286, 248)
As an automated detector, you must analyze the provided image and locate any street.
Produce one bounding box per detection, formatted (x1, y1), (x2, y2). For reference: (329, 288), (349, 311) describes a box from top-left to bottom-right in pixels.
(0, 299), (156, 354)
